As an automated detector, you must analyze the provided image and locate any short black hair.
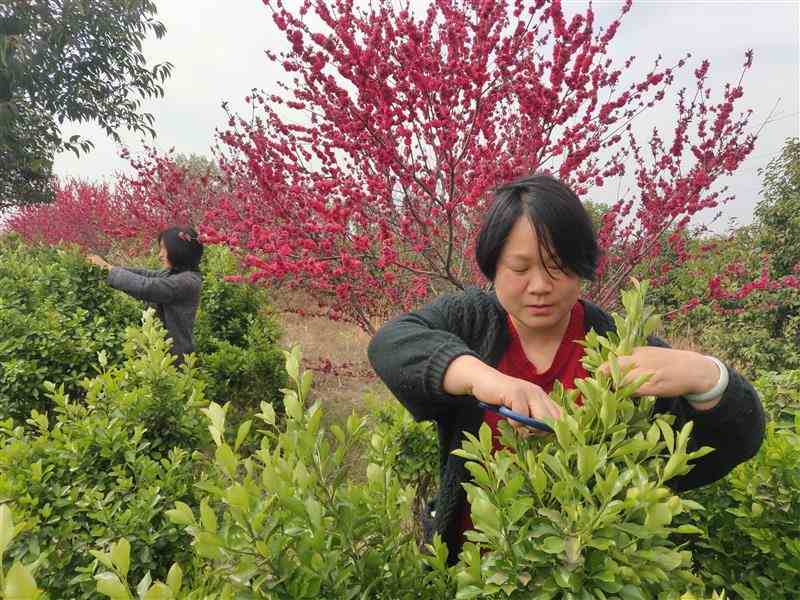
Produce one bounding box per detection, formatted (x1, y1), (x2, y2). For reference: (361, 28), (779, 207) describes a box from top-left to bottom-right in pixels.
(158, 226), (204, 272)
(475, 174), (599, 281)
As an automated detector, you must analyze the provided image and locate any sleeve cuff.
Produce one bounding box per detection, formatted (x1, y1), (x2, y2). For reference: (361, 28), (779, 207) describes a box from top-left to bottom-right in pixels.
(684, 366), (757, 424)
(424, 341), (481, 403)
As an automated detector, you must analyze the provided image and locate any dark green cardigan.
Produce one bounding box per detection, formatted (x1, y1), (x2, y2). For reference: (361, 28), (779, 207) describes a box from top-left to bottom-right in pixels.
(367, 287), (765, 563)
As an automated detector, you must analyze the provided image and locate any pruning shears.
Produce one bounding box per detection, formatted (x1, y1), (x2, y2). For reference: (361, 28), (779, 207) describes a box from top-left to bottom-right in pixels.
(478, 402), (554, 433)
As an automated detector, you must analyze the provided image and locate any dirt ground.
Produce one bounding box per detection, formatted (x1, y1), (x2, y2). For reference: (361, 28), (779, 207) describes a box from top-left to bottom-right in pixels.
(267, 289), (392, 426)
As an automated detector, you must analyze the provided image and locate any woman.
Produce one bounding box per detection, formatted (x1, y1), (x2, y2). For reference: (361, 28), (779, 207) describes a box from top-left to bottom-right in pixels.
(88, 226), (203, 363)
(367, 174), (764, 564)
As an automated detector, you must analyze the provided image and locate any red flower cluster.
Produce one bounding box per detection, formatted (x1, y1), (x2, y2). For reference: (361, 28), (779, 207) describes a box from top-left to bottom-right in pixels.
(8, 147), (227, 255)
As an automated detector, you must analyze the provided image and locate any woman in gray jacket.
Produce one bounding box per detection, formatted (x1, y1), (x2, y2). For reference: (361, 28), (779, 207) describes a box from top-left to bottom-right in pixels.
(88, 226), (203, 363)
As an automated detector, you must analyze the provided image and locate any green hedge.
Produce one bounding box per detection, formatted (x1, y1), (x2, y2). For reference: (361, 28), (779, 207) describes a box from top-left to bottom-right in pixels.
(0, 311), (203, 599)
(0, 236), (285, 422)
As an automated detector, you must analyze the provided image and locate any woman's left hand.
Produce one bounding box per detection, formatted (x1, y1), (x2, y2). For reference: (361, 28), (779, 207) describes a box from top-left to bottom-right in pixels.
(87, 254), (112, 270)
(600, 347), (722, 409)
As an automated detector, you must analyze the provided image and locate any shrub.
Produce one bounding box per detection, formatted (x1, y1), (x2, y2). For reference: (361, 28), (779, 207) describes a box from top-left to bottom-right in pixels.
(453, 281), (712, 598)
(194, 246), (287, 413)
(0, 238), (286, 424)
(0, 236), (139, 420)
(0, 311), (204, 598)
(101, 313), (733, 599)
(679, 372), (800, 600)
(156, 346), (455, 599)
(0, 504), (42, 599)
(366, 394), (439, 532)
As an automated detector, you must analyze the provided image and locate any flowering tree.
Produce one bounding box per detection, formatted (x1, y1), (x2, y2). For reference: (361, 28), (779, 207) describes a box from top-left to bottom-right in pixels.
(111, 148), (227, 248)
(7, 148), (226, 256)
(7, 180), (122, 254)
(204, 0), (757, 334)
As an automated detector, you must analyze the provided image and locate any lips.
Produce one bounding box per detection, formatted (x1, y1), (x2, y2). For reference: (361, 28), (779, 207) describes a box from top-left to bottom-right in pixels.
(526, 304), (553, 315)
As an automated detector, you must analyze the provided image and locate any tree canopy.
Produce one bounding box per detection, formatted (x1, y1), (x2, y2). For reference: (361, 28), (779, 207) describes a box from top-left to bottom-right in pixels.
(0, 0), (172, 209)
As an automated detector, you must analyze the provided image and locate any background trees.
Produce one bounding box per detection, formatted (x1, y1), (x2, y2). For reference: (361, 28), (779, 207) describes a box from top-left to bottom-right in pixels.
(0, 0), (172, 208)
(204, 0), (756, 333)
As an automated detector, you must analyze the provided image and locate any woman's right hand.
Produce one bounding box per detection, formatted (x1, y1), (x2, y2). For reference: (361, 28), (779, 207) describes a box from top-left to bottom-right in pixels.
(87, 254), (111, 270)
(444, 355), (562, 435)
(472, 371), (562, 435)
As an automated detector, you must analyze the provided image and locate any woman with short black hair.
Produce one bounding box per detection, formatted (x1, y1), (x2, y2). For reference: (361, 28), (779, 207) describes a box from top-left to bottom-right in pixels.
(88, 226), (203, 363)
(367, 174), (764, 564)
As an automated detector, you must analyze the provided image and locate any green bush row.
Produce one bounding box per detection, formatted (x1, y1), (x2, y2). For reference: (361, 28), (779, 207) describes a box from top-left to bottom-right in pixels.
(0, 235), (286, 422)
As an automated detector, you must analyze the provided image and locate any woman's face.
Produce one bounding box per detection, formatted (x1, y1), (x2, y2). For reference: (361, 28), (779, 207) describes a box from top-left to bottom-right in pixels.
(158, 240), (172, 269)
(493, 215), (581, 339)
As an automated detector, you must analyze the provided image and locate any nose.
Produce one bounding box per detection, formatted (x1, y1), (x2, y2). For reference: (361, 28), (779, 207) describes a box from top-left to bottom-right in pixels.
(526, 266), (553, 295)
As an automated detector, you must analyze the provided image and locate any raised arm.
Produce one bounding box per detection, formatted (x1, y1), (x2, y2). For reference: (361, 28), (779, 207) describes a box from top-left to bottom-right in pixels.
(368, 292), (483, 422)
(610, 342), (766, 491)
(107, 267), (196, 305)
(118, 267), (164, 278)
(668, 363), (764, 491)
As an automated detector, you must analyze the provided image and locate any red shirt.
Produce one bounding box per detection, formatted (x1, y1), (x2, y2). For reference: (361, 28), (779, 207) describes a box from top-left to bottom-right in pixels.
(456, 301), (588, 542)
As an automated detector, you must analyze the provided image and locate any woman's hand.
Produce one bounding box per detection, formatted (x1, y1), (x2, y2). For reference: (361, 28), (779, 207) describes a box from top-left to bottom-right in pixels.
(600, 347), (723, 410)
(444, 355), (562, 435)
(87, 254), (112, 270)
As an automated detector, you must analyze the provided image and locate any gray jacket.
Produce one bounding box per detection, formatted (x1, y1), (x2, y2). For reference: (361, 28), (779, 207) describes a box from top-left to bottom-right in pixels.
(108, 267), (202, 358)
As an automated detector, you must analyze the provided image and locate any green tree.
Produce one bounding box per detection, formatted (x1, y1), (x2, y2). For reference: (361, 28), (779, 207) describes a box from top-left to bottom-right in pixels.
(0, 0), (172, 208)
(755, 137), (800, 278)
(755, 137), (800, 344)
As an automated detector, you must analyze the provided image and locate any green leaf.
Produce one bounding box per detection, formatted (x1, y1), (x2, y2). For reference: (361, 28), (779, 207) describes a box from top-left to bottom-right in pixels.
(200, 498), (218, 533)
(619, 584), (647, 600)
(226, 483), (250, 511)
(215, 443), (238, 478)
(234, 420), (252, 452)
(285, 351), (300, 382)
(306, 498), (322, 530)
(0, 503), (15, 554)
(507, 497), (533, 525)
(478, 422), (493, 451)
(300, 370), (313, 400)
(284, 393), (303, 421)
(464, 462), (491, 488)
(541, 536), (566, 554)
(4, 562), (40, 599)
(662, 453), (684, 482)
(203, 402), (226, 435)
(165, 502), (195, 526)
(455, 586), (484, 599)
(258, 401), (276, 426)
(142, 582), (173, 600)
(639, 548), (684, 571)
(471, 496), (500, 532)
(165, 563), (183, 595)
(577, 446), (600, 482)
(90, 550), (114, 570)
(111, 538), (131, 578)
(675, 524), (704, 535)
(136, 572), (153, 599)
(645, 502), (672, 528)
(195, 532), (225, 560)
(656, 420), (675, 454)
(95, 572), (129, 599)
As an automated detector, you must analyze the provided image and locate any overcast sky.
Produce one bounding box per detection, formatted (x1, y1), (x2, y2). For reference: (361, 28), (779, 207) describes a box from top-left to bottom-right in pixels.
(53, 0), (799, 229)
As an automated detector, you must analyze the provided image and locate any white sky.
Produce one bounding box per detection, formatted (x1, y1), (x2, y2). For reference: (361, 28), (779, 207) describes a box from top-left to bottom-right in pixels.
(53, 0), (800, 229)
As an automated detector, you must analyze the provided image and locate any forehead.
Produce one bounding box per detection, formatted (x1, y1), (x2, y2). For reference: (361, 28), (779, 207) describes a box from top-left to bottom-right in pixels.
(500, 216), (553, 260)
